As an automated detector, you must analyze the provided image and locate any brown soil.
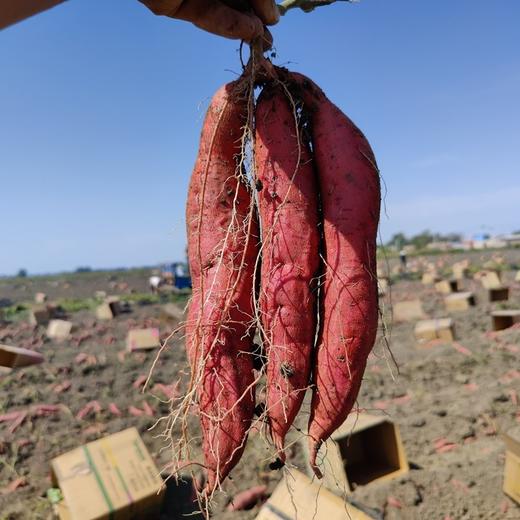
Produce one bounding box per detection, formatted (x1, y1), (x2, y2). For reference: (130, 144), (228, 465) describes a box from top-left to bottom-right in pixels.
(1, 251), (519, 519)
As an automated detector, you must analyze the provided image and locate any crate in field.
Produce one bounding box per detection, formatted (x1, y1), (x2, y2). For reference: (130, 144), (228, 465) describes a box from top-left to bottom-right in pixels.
(159, 303), (184, 325)
(126, 328), (160, 351)
(393, 300), (426, 322)
(488, 286), (509, 302)
(47, 319), (73, 340)
(0, 344), (44, 369)
(435, 279), (459, 294)
(445, 292), (476, 312)
(452, 262), (469, 280)
(422, 271), (440, 285)
(95, 298), (121, 320)
(414, 318), (455, 342)
(503, 427), (520, 505)
(304, 413), (409, 496)
(255, 470), (374, 520)
(34, 292), (47, 303)
(378, 277), (389, 297)
(50, 427), (164, 520)
(479, 271), (502, 289)
(491, 310), (520, 331)
(28, 305), (51, 326)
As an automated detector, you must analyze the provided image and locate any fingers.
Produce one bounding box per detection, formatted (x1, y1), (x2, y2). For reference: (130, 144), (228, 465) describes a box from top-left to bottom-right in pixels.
(262, 27), (273, 51)
(175, 0), (264, 41)
(249, 0), (280, 26)
(138, 0), (184, 17)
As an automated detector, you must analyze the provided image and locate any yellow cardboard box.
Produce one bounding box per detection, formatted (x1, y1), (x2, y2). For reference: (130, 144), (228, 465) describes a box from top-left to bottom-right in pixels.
(414, 318), (454, 342)
(444, 292), (476, 312)
(51, 428), (164, 520)
(256, 470), (374, 520)
(421, 272), (440, 285)
(491, 310), (520, 331)
(305, 413), (409, 495)
(29, 305), (51, 326)
(378, 278), (389, 297)
(47, 319), (73, 340)
(488, 286), (509, 302)
(480, 271), (502, 289)
(503, 428), (520, 505)
(434, 280), (459, 294)
(35, 292), (47, 303)
(126, 328), (160, 351)
(96, 299), (121, 321)
(159, 303), (184, 325)
(393, 300), (426, 322)
(0, 344), (44, 368)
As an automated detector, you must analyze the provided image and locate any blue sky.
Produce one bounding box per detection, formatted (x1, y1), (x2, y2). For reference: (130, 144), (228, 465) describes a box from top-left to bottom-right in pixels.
(1, 0), (519, 275)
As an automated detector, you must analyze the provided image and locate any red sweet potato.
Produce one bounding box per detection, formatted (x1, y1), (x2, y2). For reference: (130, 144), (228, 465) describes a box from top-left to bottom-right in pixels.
(255, 85), (319, 459)
(287, 70), (380, 475)
(185, 81), (259, 492)
(226, 484), (268, 511)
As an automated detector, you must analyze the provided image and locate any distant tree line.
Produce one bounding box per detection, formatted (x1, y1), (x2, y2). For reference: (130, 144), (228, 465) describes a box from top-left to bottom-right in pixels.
(386, 230), (463, 250)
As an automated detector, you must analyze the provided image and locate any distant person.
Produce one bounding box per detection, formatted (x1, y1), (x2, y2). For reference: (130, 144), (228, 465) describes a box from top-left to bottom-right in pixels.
(2, 0), (278, 44)
(149, 275), (162, 294)
(399, 249), (407, 269)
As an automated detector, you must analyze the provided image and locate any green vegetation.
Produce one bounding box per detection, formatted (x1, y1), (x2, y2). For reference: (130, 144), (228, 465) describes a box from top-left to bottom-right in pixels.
(386, 230), (463, 250)
(121, 291), (190, 307)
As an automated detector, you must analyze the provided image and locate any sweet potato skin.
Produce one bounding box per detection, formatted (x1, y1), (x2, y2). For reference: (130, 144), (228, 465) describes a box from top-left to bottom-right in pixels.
(185, 81), (258, 491)
(287, 70), (381, 473)
(255, 85), (319, 458)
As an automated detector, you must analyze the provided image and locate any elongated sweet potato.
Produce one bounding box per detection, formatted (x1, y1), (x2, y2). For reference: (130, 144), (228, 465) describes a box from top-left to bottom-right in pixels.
(185, 81), (258, 491)
(255, 85), (320, 459)
(286, 70), (381, 475)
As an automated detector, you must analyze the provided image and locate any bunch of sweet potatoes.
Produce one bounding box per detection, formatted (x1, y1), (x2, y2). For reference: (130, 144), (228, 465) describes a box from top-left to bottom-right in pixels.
(185, 66), (380, 493)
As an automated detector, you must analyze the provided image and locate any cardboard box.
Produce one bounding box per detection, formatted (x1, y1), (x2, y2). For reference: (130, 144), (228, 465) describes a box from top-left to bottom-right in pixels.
(491, 310), (520, 331)
(159, 303), (184, 325)
(126, 328), (160, 351)
(377, 278), (389, 297)
(47, 320), (73, 340)
(414, 318), (454, 342)
(444, 292), (476, 312)
(255, 470), (374, 520)
(0, 344), (44, 368)
(435, 279), (459, 294)
(480, 271), (502, 289)
(96, 300), (121, 321)
(421, 272), (440, 285)
(393, 300), (426, 322)
(35, 292), (47, 303)
(51, 427), (164, 520)
(488, 286), (509, 302)
(305, 414), (409, 495)
(29, 305), (51, 326)
(503, 428), (520, 505)
(452, 263), (469, 280)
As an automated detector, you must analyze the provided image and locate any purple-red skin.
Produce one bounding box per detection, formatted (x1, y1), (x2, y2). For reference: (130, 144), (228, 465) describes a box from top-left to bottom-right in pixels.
(255, 85), (320, 459)
(287, 70), (381, 476)
(185, 81), (258, 491)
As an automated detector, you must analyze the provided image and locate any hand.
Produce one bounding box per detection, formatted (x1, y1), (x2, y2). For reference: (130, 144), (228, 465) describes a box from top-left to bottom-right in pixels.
(139, 0), (279, 42)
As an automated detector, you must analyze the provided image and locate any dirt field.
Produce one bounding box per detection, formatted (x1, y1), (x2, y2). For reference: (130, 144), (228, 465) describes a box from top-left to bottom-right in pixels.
(1, 250), (519, 519)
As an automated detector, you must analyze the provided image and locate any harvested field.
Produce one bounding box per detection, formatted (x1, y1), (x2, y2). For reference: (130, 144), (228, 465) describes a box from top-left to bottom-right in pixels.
(1, 250), (519, 519)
